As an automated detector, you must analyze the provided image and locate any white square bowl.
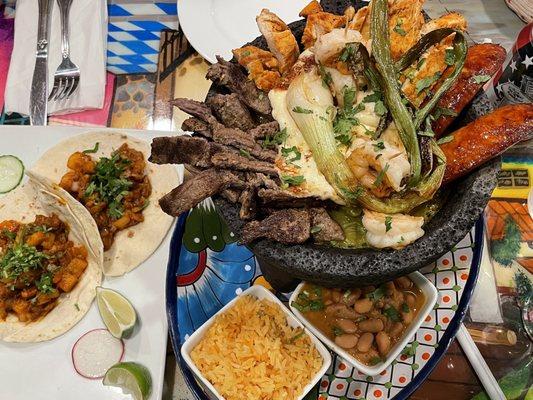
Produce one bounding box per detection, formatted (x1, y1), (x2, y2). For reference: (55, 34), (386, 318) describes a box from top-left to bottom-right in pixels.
(289, 272), (438, 376)
(180, 285), (332, 400)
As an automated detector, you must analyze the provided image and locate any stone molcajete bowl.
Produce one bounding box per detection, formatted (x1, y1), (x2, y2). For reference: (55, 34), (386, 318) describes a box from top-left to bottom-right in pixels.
(210, 0), (500, 289)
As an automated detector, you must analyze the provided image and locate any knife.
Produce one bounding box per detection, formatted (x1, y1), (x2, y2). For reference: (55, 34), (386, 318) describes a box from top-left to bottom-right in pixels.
(29, 0), (53, 126)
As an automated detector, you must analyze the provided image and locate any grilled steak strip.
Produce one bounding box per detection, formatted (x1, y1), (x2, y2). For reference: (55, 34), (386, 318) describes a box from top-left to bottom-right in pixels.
(150, 136), (213, 167)
(441, 104), (533, 184)
(220, 188), (242, 203)
(207, 93), (256, 131)
(309, 208), (345, 242)
(211, 152), (278, 176)
(249, 121), (280, 139)
(207, 56), (272, 115)
(257, 188), (328, 208)
(212, 127), (277, 162)
(181, 117), (212, 138)
(432, 43), (506, 136)
(242, 209), (311, 244)
(239, 188), (257, 220)
(159, 169), (240, 217)
(171, 98), (223, 129)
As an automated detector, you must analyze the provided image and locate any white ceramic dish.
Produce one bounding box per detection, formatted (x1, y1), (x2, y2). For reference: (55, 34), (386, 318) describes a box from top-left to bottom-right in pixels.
(0, 126), (183, 400)
(289, 272), (438, 376)
(181, 285), (332, 400)
(178, 0), (310, 63)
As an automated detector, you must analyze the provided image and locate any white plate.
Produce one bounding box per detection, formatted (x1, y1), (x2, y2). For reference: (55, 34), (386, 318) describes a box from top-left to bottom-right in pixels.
(178, 0), (310, 63)
(0, 126), (183, 400)
(289, 272), (438, 376)
(181, 285), (332, 400)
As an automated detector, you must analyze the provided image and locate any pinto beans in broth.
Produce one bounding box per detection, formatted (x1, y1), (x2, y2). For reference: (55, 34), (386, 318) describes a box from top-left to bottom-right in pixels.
(292, 278), (424, 365)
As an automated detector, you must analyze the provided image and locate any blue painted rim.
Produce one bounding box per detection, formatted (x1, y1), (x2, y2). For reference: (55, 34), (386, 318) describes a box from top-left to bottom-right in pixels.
(166, 215), (485, 400)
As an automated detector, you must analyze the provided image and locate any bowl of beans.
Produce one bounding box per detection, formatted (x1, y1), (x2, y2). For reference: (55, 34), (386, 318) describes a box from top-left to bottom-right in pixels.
(289, 272), (438, 375)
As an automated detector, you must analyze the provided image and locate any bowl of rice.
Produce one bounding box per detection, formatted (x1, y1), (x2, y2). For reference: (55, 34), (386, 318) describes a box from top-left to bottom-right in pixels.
(180, 285), (332, 400)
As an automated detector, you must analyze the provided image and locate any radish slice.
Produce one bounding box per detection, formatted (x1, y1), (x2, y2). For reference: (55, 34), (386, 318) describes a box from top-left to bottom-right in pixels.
(72, 329), (125, 379)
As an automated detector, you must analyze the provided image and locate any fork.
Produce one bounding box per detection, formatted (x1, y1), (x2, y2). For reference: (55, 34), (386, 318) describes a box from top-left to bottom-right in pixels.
(48, 0), (79, 101)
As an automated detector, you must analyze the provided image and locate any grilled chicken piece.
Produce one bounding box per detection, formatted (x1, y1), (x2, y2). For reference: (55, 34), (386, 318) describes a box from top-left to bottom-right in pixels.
(233, 45), (281, 91)
(388, 0), (425, 60)
(256, 9), (300, 75)
(301, 11), (346, 49)
(242, 209), (311, 244)
(420, 12), (468, 35)
(441, 104), (533, 184)
(348, 6), (369, 32)
(299, 0), (323, 17)
(401, 12), (467, 107)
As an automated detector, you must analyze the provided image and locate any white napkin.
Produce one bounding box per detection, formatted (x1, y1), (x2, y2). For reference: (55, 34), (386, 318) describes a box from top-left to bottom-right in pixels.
(4, 0), (107, 115)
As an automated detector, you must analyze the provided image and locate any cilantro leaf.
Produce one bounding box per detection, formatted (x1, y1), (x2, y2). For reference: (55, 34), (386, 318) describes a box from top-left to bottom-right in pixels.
(239, 149), (251, 158)
(280, 175), (305, 188)
(83, 142), (100, 154)
(385, 216), (393, 232)
(292, 106), (313, 114)
(373, 164), (390, 187)
(374, 100), (387, 116)
(281, 146), (301, 163)
(384, 306), (402, 322)
(262, 128), (288, 148)
(416, 72), (442, 94)
(473, 74), (491, 84)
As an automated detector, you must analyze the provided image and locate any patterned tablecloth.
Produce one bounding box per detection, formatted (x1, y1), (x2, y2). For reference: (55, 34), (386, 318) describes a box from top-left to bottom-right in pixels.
(0, 1), (531, 399)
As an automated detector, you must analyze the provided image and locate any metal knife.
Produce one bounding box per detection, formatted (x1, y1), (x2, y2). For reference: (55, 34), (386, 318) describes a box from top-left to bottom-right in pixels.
(29, 0), (53, 126)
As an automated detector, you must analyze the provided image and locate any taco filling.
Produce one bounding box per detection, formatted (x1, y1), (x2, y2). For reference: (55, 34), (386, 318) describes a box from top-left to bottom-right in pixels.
(0, 214), (89, 323)
(59, 143), (152, 250)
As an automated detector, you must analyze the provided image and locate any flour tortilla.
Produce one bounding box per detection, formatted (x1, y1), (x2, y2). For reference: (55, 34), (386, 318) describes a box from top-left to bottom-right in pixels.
(31, 131), (179, 276)
(0, 174), (103, 342)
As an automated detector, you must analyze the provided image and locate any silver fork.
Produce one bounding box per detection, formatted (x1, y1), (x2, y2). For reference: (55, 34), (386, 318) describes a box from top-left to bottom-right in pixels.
(48, 0), (80, 101)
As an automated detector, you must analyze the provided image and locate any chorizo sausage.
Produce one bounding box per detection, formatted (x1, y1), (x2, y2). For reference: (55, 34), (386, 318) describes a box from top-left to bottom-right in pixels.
(433, 43), (506, 137)
(441, 104), (533, 184)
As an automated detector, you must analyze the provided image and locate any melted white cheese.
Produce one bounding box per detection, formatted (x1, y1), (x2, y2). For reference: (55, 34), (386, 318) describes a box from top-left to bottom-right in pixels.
(269, 88), (343, 204)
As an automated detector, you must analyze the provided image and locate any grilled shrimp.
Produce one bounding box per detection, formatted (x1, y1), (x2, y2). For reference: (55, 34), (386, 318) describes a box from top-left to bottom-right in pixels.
(362, 210), (424, 249)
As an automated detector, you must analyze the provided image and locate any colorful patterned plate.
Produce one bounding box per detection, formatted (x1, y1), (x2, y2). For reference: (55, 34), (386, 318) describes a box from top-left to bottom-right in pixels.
(166, 200), (483, 400)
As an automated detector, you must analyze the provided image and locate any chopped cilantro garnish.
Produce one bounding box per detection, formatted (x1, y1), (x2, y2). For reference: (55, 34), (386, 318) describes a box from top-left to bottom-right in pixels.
(74, 303), (80, 311)
(0, 243), (49, 281)
(289, 331), (305, 343)
(319, 64), (333, 88)
(385, 216), (393, 232)
(262, 128), (288, 148)
(374, 100), (387, 116)
(472, 74), (491, 84)
(373, 164), (389, 187)
(444, 48), (456, 66)
(362, 92), (382, 103)
(373, 141), (385, 152)
(333, 326), (344, 336)
(240, 50), (251, 57)
(281, 146), (301, 163)
(415, 72), (442, 94)
(393, 18), (407, 36)
(367, 285), (386, 301)
(432, 106), (458, 120)
(335, 133), (353, 146)
(1, 229), (16, 241)
(36, 272), (55, 294)
(83, 142), (100, 154)
(239, 149), (251, 158)
(401, 303), (410, 313)
(416, 58), (426, 70)
(292, 106), (313, 114)
(280, 175), (305, 188)
(85, 152), (133, 219)
(384, 305), (401, 322)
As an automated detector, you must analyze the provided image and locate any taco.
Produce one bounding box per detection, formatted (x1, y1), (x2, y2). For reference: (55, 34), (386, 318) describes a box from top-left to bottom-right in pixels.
(31, 131), (179, 276)
(0, 173), (103, 342)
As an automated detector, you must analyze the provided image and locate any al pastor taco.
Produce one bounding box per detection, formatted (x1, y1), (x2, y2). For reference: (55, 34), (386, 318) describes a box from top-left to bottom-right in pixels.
(32, 131), (179, 276)
(0, 173), (103, 342)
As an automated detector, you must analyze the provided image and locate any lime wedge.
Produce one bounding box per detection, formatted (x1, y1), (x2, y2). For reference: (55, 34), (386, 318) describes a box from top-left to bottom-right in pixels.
(103, 362), (152, 400)
(96, 287), (137, 339)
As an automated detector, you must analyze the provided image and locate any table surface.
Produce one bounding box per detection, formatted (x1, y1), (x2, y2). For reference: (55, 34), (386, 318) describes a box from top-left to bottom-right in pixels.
(0, 0), (530, 399)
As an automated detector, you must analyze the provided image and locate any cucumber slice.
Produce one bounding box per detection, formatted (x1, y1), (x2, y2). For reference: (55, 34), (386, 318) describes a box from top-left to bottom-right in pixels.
(0, 155), (24, 194)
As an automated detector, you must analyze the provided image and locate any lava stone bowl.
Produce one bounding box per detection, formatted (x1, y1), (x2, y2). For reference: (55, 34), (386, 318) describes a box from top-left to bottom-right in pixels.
(210, 0), (500, 289)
